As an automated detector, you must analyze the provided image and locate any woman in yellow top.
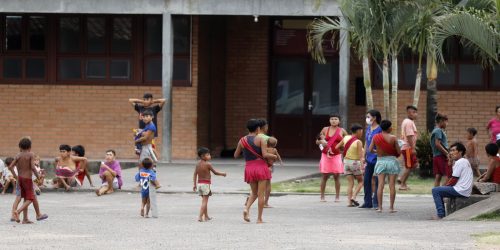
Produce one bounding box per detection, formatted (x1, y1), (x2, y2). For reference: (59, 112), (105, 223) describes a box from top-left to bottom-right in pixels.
(336, 124), (365, 207)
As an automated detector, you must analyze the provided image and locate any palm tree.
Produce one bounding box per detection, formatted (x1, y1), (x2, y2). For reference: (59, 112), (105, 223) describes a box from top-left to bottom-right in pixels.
(407, 0), (499, 130)
(308, 0), (376, 110)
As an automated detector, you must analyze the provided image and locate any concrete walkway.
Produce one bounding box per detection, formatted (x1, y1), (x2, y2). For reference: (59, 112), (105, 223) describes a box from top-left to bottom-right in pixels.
(82, 159), (321, 193)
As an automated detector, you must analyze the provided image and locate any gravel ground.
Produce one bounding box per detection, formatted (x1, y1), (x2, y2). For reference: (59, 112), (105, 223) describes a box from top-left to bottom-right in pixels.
(1, 192), (499, 250)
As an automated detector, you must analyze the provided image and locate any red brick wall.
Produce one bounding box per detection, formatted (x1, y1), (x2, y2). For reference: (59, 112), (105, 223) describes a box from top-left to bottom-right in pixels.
(0, 17), (200, 161)
(225, 16), (269, 147)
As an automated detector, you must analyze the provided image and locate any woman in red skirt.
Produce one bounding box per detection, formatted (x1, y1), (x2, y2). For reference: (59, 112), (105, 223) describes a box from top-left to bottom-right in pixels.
(234, 119), (277, 223)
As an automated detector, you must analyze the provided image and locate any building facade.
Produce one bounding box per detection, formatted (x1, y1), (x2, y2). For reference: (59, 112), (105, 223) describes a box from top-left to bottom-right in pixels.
(0, 0), (498, 163)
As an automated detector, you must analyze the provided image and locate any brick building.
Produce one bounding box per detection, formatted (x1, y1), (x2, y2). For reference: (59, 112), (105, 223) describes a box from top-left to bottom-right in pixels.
(1, 0), (498, 163)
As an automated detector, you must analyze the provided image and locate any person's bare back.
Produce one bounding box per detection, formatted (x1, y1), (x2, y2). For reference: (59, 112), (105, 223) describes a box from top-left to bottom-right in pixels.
(375, 133), (399, 157)
(13, 152), (36, 179)
(465, 139), (478, 158)
(195, 161), (215, 182)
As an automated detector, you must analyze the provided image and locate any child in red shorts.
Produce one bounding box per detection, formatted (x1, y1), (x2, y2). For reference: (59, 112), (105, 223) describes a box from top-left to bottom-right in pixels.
(430, 113), (450, 187)
(9, 137), (41, 224)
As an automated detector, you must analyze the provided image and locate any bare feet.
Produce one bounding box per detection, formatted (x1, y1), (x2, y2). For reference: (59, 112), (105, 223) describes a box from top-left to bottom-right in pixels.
(140, 209), (144, 217)
(320, 198), (327, 202)
(256, 220), (265, 224)
(95, 189), (101, 196)
(389, 209), (398, 213)
(22, 220), (34, 224)
(243, 210), (250, 222)
(376, 208), (383, 213)
(198, 218), (204, 222)
(334, 198), (340, 203)
(399, 186), (409, 191)
(12, 211), (20, 223)
(104, 189), (114, 194)
(264, 204), (273, 208)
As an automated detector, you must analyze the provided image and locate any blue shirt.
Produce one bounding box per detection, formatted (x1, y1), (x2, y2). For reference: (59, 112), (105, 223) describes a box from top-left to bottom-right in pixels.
(135, 168), (157, 197)
(143, 122), (157, 138)
(365, 125), (382, 164)
(431, 127), (448, 156)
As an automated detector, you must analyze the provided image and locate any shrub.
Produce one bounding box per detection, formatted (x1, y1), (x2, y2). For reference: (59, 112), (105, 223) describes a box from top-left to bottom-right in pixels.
(416, 131), (433, 178)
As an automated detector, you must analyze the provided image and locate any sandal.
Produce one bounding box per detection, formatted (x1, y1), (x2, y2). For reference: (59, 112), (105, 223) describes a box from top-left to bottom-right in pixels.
(351, 199), (360, 206)
(36, 214), (48, 221)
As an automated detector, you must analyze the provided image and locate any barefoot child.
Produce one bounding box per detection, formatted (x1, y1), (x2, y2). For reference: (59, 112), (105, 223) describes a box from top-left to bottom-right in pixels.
(9, 137), (43, 223)
(369, 120), (401, 213)
(193, 147), (226, 222)
(336, 124), (365, 207)
(135, 158), (161, 218)
(465, 128), (481, 177)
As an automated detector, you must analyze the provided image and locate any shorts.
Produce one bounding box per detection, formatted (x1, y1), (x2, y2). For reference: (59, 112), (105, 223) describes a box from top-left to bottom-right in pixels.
(433, 155), (451, 177)
(402, 149), (418, 169)
(343, 159), (363, 176)
(198, 183), (212, 196)
(141, 188), (150, 199)
(139, 144), (157, 163)
(102, 177), (119, 189)
(374, 156), (401, 175)
(18, 176), (35, 201)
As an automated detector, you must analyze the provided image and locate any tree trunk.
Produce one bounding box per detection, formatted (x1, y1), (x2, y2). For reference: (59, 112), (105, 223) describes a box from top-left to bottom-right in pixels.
(426, 57), (438, 132)
(362, 55), (374, 110)
(413, 67), (422, 108)
(391, 55), (398, 134)
(382, 56), (390, 119)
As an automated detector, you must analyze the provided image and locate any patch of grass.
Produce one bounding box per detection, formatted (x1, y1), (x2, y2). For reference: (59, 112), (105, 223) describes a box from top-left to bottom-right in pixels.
(272, 175), (434, 195)
(471, 232), (500, 246)
(471, 210), (500, 221)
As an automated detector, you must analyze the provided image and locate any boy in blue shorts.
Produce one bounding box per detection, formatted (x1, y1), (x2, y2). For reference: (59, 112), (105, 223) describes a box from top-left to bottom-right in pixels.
(135, 158), (161, 218)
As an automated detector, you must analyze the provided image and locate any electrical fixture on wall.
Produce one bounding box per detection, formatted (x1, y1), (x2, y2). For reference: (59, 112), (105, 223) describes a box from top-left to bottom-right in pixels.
(254, 15), (259, 22)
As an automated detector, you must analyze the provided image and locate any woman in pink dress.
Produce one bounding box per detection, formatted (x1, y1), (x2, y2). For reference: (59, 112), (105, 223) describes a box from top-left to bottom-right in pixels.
(486, 105), (500, 143)
(316, 114), (347, 202)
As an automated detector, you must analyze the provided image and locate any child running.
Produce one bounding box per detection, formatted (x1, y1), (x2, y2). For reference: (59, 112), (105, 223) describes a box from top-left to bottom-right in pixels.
(465, 128), (481, 177)
(135, 158), (161, 218)
(336, 124), (365, 207)
(9, 137), (46, 223)
(430, 113), (450, 187)
(192, 147), (227, 222)
(369, 120), (401, 213)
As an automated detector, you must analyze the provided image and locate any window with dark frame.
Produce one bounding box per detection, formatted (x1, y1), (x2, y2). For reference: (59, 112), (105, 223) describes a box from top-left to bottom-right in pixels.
(372, 37), (498, 90)
(0, 14), (192, 87)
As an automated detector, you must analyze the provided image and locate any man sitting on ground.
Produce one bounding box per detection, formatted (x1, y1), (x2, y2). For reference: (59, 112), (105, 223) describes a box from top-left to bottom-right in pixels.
(431, 142), (473, 219)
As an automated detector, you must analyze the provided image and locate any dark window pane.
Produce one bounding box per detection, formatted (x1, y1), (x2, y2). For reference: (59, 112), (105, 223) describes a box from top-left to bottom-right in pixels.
(437, 64), (455, 86)
(6, 16), (22, 51)
(458, 64), (482, 86)
(173, 58), (189, 81)
(59, 58), (81, 79)
(146, 17), (162, 54)
(29, 16), (47, 51)
(87, 17), (106, 53)
(112, 17), (132, 53)
(3, 58), (22, 78)
(146, 58), (162, 81)
(59, 17), (81, 53)
(492, 69), (500, 87)
(86, 59), (106, 79)
(26, 58), (45, 78)
(404, 63), (426, 86)
(173, 16), (190, 54)
(110, 60), (130, 79)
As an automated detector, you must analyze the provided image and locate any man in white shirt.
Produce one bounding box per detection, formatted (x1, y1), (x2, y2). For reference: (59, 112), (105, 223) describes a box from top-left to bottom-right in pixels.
(431, 142), (473, 219)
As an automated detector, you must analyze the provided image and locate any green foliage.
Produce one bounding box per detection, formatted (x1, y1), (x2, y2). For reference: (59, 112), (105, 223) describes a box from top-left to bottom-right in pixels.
(416, 131), (433, 178)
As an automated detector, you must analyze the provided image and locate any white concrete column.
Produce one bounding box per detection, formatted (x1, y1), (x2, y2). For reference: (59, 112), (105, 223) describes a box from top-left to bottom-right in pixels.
(161, 12), (174, 162)
(339, 16), (350, 129)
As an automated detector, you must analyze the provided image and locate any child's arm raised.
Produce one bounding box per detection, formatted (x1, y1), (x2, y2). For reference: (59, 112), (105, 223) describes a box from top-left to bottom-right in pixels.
(209, 164), (227, 177)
